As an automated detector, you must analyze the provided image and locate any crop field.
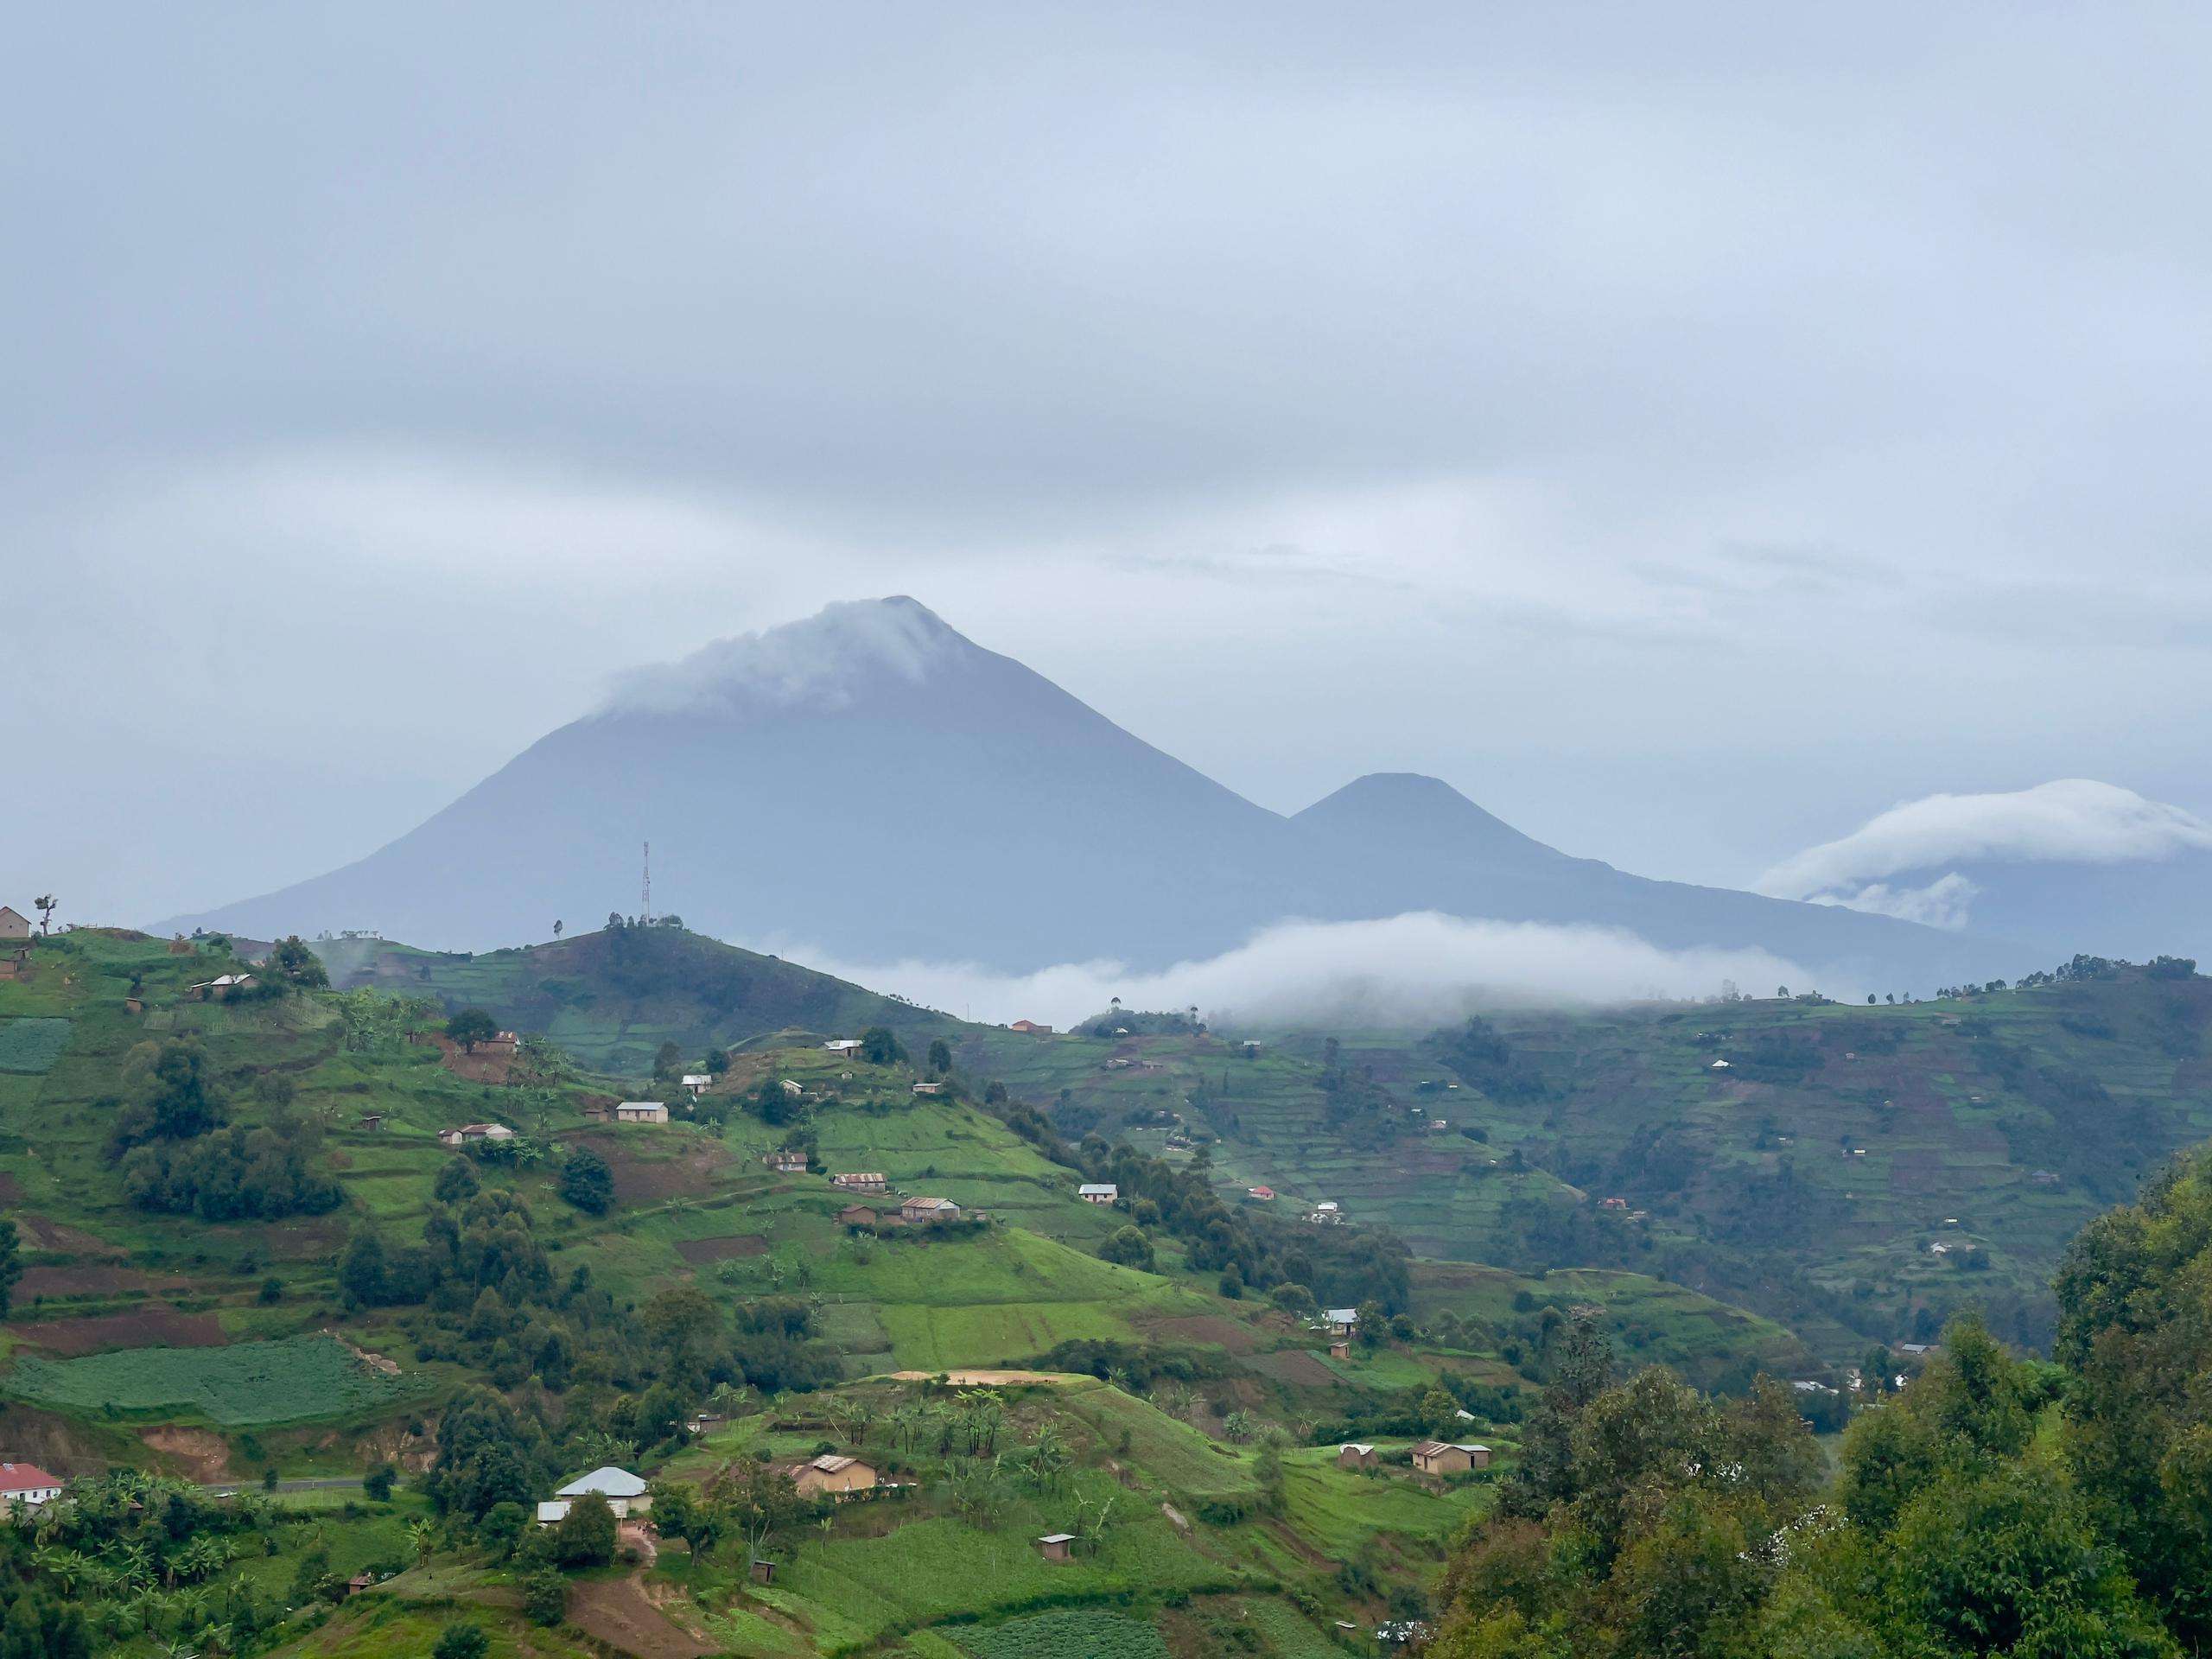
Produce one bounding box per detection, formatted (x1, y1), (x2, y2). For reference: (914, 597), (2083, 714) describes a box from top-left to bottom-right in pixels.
(962, 1608), (1169, 1659)
(2, 1334), (415, 1425)
(0, 1017), (73, 1074)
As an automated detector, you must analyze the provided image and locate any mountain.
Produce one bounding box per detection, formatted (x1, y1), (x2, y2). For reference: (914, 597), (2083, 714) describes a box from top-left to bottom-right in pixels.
(169, 597), (2021, 988)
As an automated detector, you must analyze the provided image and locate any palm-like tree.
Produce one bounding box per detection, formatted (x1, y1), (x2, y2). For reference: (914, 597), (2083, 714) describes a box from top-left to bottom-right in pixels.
(407, 1517), (439, 1569)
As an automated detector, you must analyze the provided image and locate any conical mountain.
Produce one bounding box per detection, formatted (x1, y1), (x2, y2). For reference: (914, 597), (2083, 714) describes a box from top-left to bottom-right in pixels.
(168, 598), (2021, 986)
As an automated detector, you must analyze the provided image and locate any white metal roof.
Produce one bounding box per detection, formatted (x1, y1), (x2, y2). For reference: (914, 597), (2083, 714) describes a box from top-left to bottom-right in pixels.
(557, 1465), (647, 1498)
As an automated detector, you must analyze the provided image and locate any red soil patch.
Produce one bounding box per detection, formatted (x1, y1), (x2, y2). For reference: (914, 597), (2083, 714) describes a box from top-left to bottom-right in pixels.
(567, 1571), (717, 1659)
(429, 1033), (516, 1085)
(11, 1216), (119, 1255)
(1243, 1349), (1338, 1388)
(571, 1132), (730, 1205)
(17, 1306), (226, 1355)
(139, 1427), (232, 1482)
(1142, 1313), (1260, 1354)
(674, 1235), (769, 1264)
(16, 1264), (191, 1299)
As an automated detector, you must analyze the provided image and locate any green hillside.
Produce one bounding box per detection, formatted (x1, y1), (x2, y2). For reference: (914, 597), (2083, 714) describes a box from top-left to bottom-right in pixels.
(963, 960), (2212, 1354)
(315, 923), (963, 1071)
(6, 925), (1751, 1658)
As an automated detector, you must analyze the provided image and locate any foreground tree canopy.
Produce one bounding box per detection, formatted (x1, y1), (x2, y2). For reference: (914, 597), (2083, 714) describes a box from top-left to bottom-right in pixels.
(1433, 1147), (2212, 1658)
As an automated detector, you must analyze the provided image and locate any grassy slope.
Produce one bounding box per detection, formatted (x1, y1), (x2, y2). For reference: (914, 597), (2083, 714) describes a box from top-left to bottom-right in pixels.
(315, 925), (964, 1072)
(963, 971), (2212, 1355)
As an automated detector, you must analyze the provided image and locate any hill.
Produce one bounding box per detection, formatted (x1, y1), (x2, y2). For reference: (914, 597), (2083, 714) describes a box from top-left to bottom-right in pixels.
(963, 957), (2212, 1355)
(166, 597), (2021, 989)
(314, 922), (963, 1072)
(0, 924), (1825, 1656)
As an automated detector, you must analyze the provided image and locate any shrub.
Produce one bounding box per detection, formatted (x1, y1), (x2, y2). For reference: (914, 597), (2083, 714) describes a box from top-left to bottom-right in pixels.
(433, 1624), (489, 1659)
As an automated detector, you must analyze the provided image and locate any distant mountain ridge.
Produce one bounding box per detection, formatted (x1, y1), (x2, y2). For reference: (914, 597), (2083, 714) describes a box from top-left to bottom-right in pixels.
(170, 597), (2023, 988)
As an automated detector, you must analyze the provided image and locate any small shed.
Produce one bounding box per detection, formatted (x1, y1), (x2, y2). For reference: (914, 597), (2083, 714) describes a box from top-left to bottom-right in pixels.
(837, 1204), (880, 1227)
(749, 1559), (777, 1585)
(1035, 1532), (1075, 1562)
(1338, 1443), (1376, 1471)
(1329, 1340), (1351, 1360)
(359, 1112), (388, 1131)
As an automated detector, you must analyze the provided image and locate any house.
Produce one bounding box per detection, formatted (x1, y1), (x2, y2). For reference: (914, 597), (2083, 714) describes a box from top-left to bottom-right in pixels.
(1325, 1307), (1359, 1337)
(824, 1039), (863, 1055)
(1077, 1184), (1117, 1205)
(342, 1572), (376, 1598)
(438, 1122), (516, 1147)
(1599, 1197), (1629, 1211)
(766, 1151), (808, 1173)
(359, 1112), (388, 1131)
(1898, 1342), (1937, 1358)
(684, 1412), (722, 1435)
(1035, 1532), (1075, 1562)
(786, 1454), (879, 1498)
(1246, 1185), (1275, 1201)
(1008, 1020), (1052, 1034)
(900, 1196), (960, 1223)
(0, 1463), (64, 1511)
(911, 1081), (944, 1096)
(832, 1172), (890, 1193)
(483, 1030), (521, 1053)
(0, 908), (30, 942)
(780, 1078), (805, 1097)
(538, 1466), (651, 1522)
(1709, 1058), (1732, 1070)
(185, 973), (256, 1001)
(1337, 1443), (1376, 1471)
(1411, 1441), (1490, 1476)
(615, 1101), (669, 1123)
(1312, 1200), (1341, 1222)
(680, 1074), (712, 1096)
(836, 1204), (880, 1227)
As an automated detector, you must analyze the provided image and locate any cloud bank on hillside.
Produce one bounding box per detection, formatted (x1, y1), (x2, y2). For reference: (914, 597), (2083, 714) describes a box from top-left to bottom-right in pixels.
(787, 910), (1821, 1029)
(1757, 779), (2212, 930)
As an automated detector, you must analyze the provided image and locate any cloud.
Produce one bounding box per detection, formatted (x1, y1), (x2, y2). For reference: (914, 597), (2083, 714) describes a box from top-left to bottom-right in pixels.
(602, 596), (963, 716)
(1758, 779), (2212, 928)
(785, 910), (1823, 1029)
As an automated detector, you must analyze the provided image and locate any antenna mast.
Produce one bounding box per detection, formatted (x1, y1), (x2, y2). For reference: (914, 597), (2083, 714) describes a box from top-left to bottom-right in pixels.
(641, 841), (652, 924)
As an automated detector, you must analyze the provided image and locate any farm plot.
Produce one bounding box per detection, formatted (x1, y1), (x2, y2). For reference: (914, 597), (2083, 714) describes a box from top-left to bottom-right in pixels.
(0, 1019), (72, 1074)
(963, 1609), (1168, 1659)
(3, 1333), (413, 1425)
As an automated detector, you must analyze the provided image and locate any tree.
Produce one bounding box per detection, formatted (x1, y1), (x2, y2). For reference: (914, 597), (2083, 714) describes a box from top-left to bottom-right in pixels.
(433, 1159), (480, 1205)
(337, 1228), (387, 1308)
(926, 1039), (952, 1076)
(552, 919), (563, 940)
(264, 936), (328, 990)
(445, 1009), (498, 1052)
(553, 1494), (618, 1567)
(652, 1041), (684, 1081)
(363, 1465), (396, 1503)
(558, 1148), (613, 1216)
(0, 1218), (18, 1320)
(522, 1567), (567, 1626)
(431, 1624), (489, 1659)
(33, 895), (54, 934)
(859, 1027), (904, 1065)
(1098, 1226), (1156, 1271)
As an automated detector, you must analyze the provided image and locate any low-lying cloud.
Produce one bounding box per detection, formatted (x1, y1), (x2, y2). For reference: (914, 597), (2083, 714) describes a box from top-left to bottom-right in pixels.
(785, 910), (1823, 1030)
(1757, 779), (2212, 931)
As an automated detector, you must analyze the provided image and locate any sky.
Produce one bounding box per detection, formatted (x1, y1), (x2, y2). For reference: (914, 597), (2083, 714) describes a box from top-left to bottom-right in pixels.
(10, 3), (2212, 930)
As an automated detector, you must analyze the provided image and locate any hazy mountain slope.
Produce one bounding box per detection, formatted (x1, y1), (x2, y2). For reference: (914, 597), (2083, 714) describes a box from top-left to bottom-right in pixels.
(171, 598), (2018, 986)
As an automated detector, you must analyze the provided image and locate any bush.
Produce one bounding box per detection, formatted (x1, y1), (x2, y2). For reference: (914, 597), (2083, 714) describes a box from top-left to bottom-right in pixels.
(560, 1147), (614, 1215)
(433, 1624), (489, 1659)
(363, 1464), (396, 1502)
(523, 1566), (568, 1625)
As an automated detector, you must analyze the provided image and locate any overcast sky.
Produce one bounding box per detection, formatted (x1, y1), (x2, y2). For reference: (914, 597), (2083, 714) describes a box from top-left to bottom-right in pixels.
(10, 3), (2212, 928)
